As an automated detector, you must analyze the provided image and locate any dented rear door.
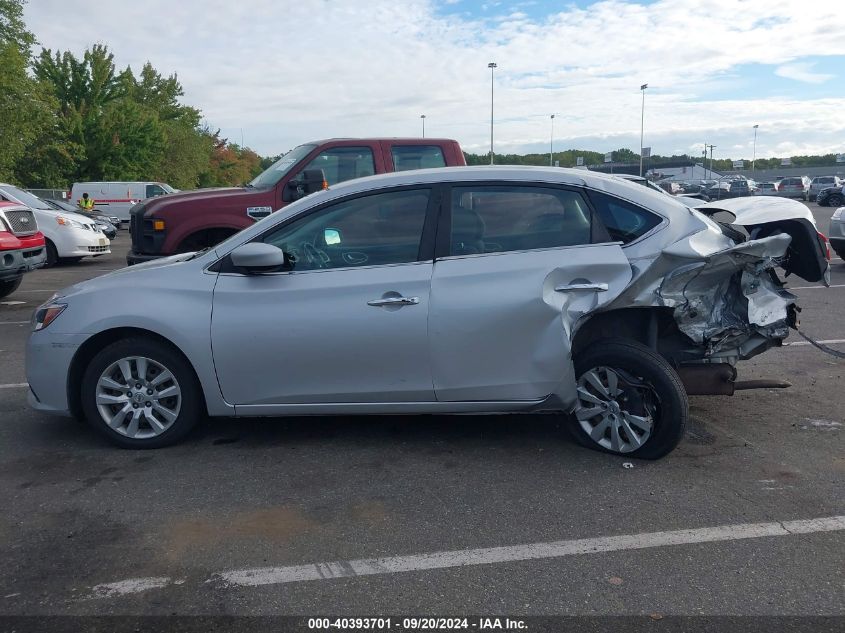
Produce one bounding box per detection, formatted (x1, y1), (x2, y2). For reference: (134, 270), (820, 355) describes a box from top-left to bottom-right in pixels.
(429, 183), (632, 402)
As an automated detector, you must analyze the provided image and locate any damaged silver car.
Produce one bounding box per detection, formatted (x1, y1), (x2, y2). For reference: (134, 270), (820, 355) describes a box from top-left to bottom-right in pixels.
(26, 167), (829, 458)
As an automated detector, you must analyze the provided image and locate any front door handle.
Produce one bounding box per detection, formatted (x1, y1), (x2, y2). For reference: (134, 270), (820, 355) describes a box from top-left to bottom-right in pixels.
(555, 283), (609, 292)
(367, 296), (420, 307)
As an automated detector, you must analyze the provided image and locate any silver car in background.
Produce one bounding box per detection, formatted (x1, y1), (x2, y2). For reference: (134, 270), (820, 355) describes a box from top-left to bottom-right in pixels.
(26, 167), (830, 459)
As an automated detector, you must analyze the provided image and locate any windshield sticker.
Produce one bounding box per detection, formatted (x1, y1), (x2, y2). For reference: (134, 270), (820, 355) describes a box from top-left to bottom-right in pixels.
(274, 159), (296, 170)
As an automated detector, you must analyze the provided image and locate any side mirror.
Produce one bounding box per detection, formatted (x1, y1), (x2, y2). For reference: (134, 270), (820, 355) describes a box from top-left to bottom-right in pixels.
(230, 242), (286, 274)
(285, 168), (328, 202)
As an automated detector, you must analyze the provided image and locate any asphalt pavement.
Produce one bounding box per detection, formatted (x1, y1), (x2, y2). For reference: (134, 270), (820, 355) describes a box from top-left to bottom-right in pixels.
(0, 206), (843, 622)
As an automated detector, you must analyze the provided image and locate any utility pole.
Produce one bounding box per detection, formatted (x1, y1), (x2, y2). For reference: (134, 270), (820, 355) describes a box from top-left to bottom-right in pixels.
(549, 114), (555, 166)
(706, 144), (716, 194)
(421, 114), (426, 138)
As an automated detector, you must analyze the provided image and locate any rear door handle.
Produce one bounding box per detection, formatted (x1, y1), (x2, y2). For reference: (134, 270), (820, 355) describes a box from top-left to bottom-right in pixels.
(554, 283), (609, 292)
(367, 296), (420, 307)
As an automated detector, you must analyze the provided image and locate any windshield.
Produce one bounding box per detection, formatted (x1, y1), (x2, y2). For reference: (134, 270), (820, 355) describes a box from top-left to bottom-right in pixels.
(161, 183), (176, 193)
(0, 184), (53, 210)
(248, 144), (317, 189)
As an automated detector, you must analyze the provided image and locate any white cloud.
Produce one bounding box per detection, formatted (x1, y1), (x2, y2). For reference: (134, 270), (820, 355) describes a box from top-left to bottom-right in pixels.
(22, 0), (845, 159)
(775, 61), (835, 84)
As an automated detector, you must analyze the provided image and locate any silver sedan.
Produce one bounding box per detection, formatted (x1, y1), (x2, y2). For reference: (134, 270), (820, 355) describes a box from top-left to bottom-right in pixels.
(26, 167), (829, 458)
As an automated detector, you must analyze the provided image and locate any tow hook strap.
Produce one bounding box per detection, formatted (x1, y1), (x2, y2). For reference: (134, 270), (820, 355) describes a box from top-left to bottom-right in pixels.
(795, 330), (845, 359)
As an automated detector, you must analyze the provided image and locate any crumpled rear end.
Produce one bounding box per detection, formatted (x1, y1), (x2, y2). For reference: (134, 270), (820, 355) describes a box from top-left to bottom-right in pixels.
(657, 233), (796, 356)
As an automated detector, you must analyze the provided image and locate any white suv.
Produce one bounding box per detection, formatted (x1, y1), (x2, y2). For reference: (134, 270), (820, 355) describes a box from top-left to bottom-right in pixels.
(0, 184), (110, 266)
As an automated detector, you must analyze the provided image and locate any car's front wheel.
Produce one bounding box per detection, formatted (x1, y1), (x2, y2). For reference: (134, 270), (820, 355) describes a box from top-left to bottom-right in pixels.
(828, 193), (844, 207)
(571, 339), (688, 459)
(81, 338), (203, 448)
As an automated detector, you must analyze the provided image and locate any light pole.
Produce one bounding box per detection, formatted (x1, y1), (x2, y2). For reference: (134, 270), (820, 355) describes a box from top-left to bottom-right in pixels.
(639, 83), (648, 177)
(549, 114), (555, 166)
(752, 124), (759, 173)
(421, 114), (426, 138)
(488, 62), (497, 165)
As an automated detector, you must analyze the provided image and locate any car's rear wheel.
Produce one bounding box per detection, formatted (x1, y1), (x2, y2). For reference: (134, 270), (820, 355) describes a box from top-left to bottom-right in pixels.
(0, 277), (22, 300)
(81, 338), (203, 448)
(828, 194), (844, 207)
(571, 339), (687, 459)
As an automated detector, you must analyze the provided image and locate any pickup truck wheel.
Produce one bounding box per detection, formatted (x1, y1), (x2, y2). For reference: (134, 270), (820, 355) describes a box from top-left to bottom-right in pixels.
(571, 339), (688, 460)
(0, 277), (22, 300)
(44, 240), (58, 268)
(81, 337), (203, 449)
(828, 193), (844, 207)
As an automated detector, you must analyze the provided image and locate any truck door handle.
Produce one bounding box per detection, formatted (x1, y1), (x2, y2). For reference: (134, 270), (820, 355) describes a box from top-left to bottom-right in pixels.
(367, 296), (420, 307)
(554, 283), (609, 292)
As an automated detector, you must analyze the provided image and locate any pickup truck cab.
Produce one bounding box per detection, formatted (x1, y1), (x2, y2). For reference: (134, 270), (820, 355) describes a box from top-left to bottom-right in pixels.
(0, 201), (46, 299)
(128, 138), (465, 264)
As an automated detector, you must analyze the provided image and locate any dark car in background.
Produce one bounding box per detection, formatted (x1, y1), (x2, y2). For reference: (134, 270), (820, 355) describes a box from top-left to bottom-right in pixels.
(809, 176), (842, 202)
(816, 185), (845, 208)
(705, 176), (756, 200)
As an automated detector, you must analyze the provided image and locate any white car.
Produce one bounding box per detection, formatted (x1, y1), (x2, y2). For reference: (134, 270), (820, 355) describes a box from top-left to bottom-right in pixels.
(0, 184), (110, 266)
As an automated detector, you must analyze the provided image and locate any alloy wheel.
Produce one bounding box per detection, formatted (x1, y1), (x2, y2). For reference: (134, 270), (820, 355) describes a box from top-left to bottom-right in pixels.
(575, 366), (655, 454)
(95, 356), (182, 439)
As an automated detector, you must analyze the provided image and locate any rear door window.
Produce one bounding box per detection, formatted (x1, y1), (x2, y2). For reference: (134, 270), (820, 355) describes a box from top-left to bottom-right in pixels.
(446, 185), (593, 256)
(391, 146), (447, 172)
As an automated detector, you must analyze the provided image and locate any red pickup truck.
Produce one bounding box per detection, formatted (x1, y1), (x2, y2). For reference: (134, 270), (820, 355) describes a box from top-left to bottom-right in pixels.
(0, 201), (46, 299)
(128, 138), (466, 264)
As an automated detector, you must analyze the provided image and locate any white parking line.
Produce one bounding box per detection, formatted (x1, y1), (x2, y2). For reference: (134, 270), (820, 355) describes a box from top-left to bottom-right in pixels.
(782, 338), (845, 347)
(788, 284), (845, 290)
(0, 321), (29, 326)
(88, 515), (845, 597)
(0, 383), (27, 389)
(212, 515), (845, 588)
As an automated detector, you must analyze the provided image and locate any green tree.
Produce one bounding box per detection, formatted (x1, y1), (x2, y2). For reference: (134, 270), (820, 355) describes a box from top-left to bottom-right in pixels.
(0, 0), (56, 183)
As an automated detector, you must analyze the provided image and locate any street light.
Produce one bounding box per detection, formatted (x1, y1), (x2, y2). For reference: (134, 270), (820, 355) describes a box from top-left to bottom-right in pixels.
(639, 83), (648, 177)
(488, 62), (497, 165)
(421, 114), (426, 138)
(549, 114), (555, 166)
(752, 124), (759, 173)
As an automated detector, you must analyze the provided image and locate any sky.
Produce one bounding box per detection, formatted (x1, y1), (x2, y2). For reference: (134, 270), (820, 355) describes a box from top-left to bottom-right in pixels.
(23, 0), (845, 161)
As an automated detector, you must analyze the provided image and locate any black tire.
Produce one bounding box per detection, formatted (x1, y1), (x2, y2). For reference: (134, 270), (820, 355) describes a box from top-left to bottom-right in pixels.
(0, 276), (22, 300)
(81, 337), (203, 448)
(829, 194), (844, 207)
(44, 240), (58, 268)
(570, 339), (688, 460)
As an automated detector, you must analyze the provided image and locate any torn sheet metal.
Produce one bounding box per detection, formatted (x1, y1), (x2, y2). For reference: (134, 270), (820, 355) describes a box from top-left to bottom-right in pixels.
(656, 233), (794, 352)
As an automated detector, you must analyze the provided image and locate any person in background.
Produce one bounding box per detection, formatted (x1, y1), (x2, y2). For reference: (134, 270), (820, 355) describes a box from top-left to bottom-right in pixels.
(77, 192), (94, 211)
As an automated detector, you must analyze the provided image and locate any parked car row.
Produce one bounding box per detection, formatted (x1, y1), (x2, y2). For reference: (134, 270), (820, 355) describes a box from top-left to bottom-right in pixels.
(0, 184), (111, 267)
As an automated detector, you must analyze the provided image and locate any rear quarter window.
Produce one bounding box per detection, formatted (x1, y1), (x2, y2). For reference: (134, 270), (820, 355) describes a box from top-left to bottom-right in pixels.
(587, 191), (663, 244)
(391, 146), (447, 172)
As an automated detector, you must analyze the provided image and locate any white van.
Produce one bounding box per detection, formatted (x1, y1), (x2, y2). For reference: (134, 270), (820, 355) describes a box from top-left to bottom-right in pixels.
(70, 181), (177, 223)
